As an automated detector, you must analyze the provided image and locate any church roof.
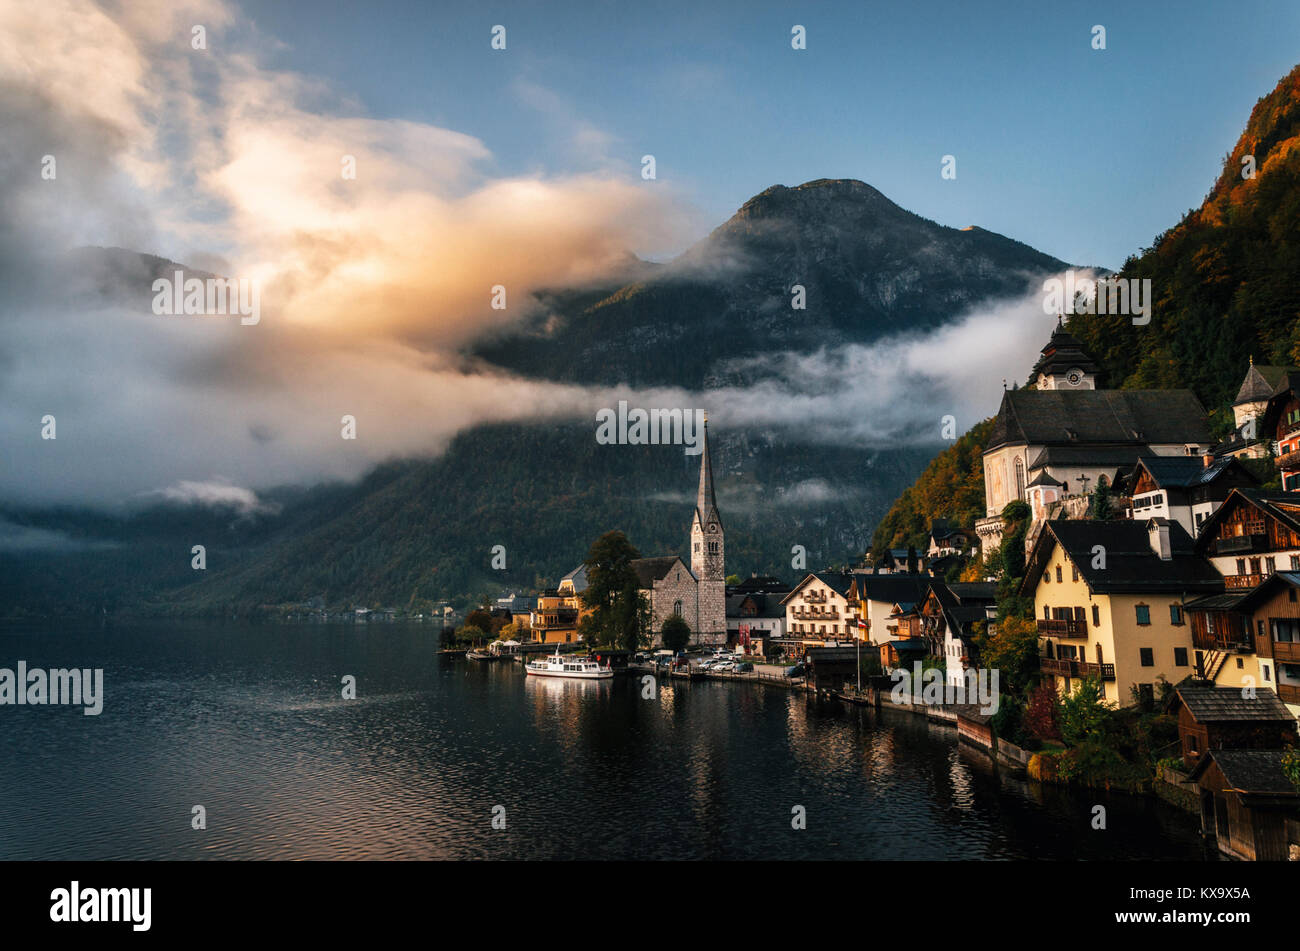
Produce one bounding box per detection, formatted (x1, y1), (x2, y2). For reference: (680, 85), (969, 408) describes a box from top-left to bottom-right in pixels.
(630, 556), (692, 588)
(1030, 322), (1101, 379)
(694, 419), (723, 532)
(986, 389), (1210, 453)
(1233, 363), (1295, 405)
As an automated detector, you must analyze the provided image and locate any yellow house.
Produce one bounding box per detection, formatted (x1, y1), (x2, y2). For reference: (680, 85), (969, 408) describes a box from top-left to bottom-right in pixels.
(1020, 518), (1224, 707)
(525, 564), (592, 644)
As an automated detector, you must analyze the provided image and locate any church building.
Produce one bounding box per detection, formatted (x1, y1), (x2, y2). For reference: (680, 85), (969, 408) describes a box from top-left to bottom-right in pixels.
(632, 420), (728, 647)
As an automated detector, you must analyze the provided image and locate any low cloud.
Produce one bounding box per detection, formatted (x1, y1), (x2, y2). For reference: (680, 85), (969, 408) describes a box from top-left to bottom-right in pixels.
(0, 0), (1071, 512)
(141, 479), (281, 517)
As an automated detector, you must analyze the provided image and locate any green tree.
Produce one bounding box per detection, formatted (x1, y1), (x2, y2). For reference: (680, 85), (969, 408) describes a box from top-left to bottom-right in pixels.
(661, 614), (692, 653)
(1092, 479), (1113, 520)
(974, 615), (1040, 698)
(999, 500), (1030, 581)
(580, 530), (645, 649)
(1059, 677), (1113, 746)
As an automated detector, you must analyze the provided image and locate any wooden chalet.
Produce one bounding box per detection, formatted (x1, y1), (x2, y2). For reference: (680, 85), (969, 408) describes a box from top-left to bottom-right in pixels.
(1193, 488), (1300, 589)
(1169, 683), (1297, 768)
(1189, 750), (1300, 861)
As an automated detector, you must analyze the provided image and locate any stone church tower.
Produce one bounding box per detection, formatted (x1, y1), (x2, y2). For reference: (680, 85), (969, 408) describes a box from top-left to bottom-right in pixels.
(690, 419), (727, 645)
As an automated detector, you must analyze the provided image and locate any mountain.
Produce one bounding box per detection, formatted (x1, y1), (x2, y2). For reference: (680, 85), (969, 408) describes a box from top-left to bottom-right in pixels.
(1067, 63), (1300, 412)
(475, 178), (1069, 389)
(0, 181), (1074, 616)
(870, 62), (1300, 556)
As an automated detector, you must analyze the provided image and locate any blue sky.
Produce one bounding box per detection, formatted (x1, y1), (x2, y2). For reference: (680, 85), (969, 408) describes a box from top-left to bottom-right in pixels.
(235, 0), (1300, 269)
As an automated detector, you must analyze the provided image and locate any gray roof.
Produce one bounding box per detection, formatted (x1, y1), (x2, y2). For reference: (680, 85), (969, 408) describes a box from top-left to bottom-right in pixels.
(1188, 749), (1300, 796)
(987, 389), (1211, 452)
(1233, 364), (1294, 406)
(1174, 684), (1296, 723)
(726, 592), (785, 619)
(850, 572), (932, 604)
(1028, 445), (1155, 470)
(1132, 454), (1254, 489)
(1030, 325), (1101, 379)
(1022, 519), (1223, 596)
(560, 564), (588, 593)
(631, 556), (692, 588)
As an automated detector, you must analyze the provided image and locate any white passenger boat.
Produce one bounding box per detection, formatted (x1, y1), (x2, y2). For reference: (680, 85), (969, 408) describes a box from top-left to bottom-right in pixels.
(524, 650), (613, 679)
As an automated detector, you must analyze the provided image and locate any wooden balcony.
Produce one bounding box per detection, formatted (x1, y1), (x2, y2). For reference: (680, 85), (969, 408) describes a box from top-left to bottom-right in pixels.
(1273, 641), (1300, 663)
(1036, 617), (1087, 637)
(1039, 657), (1115, 681)
(792, 608), (839, 620)
(1224, 573), (1265, 589)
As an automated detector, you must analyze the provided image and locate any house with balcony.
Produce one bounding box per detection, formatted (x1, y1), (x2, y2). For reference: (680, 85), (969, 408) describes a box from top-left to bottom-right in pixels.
(1120, 455), (1258, 538)
(1020, 518), (1223, 707)
(778, 572), (858, 659)
(1225, 571), (1300, 716)
(1193, 489), (1300, 590)
(915, 581), (997, 691)
(847, 572), (932, 646)
(1257, 368), (1300, 492)
(1181, 589), (1258, 689)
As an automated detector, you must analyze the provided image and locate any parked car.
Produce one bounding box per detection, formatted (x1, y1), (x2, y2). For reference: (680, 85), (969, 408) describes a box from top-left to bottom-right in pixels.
(736, 662), (754, 672)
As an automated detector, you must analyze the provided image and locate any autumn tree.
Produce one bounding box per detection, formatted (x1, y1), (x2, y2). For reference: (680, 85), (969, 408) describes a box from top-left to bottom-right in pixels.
(580, 530), (648, 650)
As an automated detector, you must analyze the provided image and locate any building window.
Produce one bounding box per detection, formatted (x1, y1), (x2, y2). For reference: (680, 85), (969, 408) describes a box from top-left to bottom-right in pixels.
(1092, 605), (1100, 626)
(1291, 555), (1299, 571)
(1290, 587), (1297, 603)
(673, 600), (683, 616)
(1236, 559), (1246, 575)
(1071, 564), (1079, 582)
(1014, 457), (1025, 500)
(1273, 618), (1300, 643)
(1174, 647), (1188, 667)
(1044, 605), (1050, 619)
(1135, 604), (1151, 626)
(1264, 664), (1272, 682)
(1266, 556), (1276, 574)
(1170, 604), (1184, 625)
(1140, 647), (1154, 666)
(1055, 566), (1062, 583)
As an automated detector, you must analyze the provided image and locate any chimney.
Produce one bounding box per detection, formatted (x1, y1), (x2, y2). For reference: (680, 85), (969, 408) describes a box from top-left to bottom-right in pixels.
(1202, 452), (1213, 469)
(1148, 520), (1172, 561)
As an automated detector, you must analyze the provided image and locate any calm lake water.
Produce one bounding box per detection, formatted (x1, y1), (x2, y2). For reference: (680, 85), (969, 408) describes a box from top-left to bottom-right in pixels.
(0, 621), (1214, 860)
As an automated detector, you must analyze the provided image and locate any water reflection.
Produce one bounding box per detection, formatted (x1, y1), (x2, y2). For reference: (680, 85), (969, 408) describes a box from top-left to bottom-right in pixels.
(0, 621), (1213, 861)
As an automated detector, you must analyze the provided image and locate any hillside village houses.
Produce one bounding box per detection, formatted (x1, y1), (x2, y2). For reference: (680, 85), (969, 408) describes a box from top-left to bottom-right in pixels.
(512, 322), (1300, 724)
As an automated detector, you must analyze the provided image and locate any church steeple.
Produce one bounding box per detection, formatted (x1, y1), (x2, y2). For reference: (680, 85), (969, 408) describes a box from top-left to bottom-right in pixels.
(695, 416), (722, 533)
(690, 417), (724, 583)
(1031, 320), (1100, 390)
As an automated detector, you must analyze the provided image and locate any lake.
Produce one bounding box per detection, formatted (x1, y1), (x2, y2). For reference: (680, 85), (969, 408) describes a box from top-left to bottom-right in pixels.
(0, 621), (1214, 860)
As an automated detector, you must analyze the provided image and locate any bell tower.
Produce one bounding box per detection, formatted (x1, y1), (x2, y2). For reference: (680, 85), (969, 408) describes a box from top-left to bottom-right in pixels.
(690, 417), (727, 645)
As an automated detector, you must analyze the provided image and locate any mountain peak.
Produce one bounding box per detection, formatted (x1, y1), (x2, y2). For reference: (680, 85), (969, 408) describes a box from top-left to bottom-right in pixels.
(732, 178), (903, 222)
